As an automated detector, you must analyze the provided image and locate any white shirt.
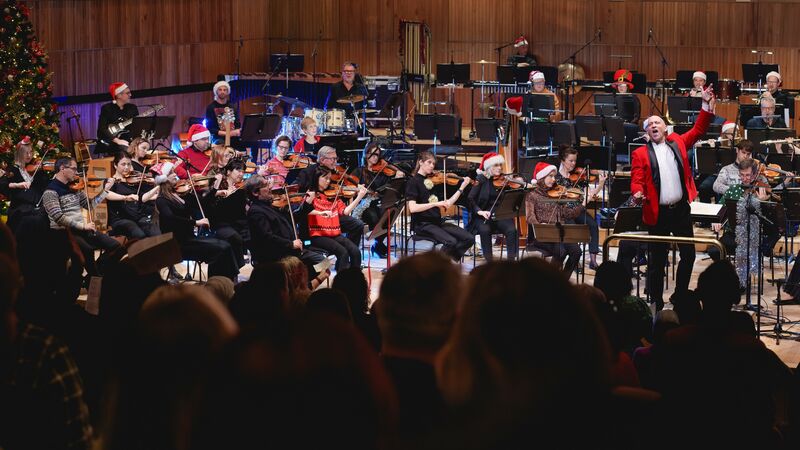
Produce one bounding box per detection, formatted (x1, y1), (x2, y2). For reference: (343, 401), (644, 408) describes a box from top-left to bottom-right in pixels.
(652, 141), (683, 205)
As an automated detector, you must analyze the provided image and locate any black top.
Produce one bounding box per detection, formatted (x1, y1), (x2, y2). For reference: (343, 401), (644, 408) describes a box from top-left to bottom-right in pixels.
(0, 165), (49, 213)
(155, 195), (201, 242)
(247, 198), (308, 263)
(96, 102), (139, 154)
(745, 116), (788, 129)
(466, 174), (503, 231)
(405, 173), (441, 228)
(108, 181), (154, 224)
(506, 54), (538, 67)
(296, 138), (321, 155)
(358, 166), (392, 192)
(772, 89), (794, 118)
(208, 187), (248, 229)
(296, 164), (319, 192)
(204, 100), (241, 146)
(325, 81), (368, 116)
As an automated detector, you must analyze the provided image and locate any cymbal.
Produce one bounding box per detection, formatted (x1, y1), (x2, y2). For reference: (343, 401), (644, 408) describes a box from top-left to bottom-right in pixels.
(268, 95), (310, 109)
(558, 62), (586, 94)
(354, 108), (379, 114)
(474, 60), (497, 65)
(336, 94), (365, 104)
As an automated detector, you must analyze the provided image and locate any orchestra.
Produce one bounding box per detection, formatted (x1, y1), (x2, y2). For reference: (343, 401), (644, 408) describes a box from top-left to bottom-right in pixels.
(9, 49), (800, 309)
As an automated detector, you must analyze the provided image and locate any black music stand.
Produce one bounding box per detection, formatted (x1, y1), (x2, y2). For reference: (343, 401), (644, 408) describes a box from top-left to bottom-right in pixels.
(552, 122), (576, 147)
(241, 114), (282, 163)
(575, 115), (603, 142)
(491, 189), (527, 221)
(746, 127), (795, 153)
(667, 96), (702, 123)
(129, 116), (175, 141)
(522, 93), (556, 121)
(608, 176), (632, 209)
(533, 222), (590, 282)
(531, 66), (559, 87)
(743, 63), (779, 85)
(593, 93), (618, 118)
(695, 144), (735, 176)
(414, 114), (460, 150)
(317, 134), (360, 152)
(475, 118), (504, 142)
(526, 121), (551, 152)
(436, 63), (470, 85)
(497, 65), (531, 84)
(613, 208), (645, 234)
(270, 54), (304, 72)
(576, 145), (612, 171)
(675, 70), (719, 91)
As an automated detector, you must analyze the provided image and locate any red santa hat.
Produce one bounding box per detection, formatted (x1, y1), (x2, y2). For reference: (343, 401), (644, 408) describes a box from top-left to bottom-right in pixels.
(17, 136), (32, 147)
(721, 121), (736, 134)
(692, 71), (707, 81)
(505, 96), (523, 114)
(611, 69), (634, 90)
(213, 80), (231, 98)
(109, 82), (129, 103)
(766, 71), (781, 83)
(513, 35), (529, 48)
(533, 162), (556, 181)
(187, 124), (211, 143)
(478, 152), (505, 175)
(151, 161), (175, 185)
(529, 70), (545, 83)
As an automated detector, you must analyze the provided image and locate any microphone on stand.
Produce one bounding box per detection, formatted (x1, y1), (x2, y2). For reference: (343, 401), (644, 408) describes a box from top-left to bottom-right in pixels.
(598, 28), (602, 42)
(648, 27), (653, 42)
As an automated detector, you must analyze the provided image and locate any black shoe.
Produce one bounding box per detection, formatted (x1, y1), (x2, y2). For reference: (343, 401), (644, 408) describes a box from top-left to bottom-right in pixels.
(371, 242), (388, 258)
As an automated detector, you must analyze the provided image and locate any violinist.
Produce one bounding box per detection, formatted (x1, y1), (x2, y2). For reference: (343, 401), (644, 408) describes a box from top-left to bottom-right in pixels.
(41, 157), (123, 278)
(208, 160), (250, 269)
(261, 135), (293, 184)
(174, 124), (212, 179)
(127, 137), (152, 173)
(307, 166), (368, 272)
(206, 145), (236, 178)
(0, 136), (50, 233)
(713, 140), (758, 195)
(356, 142), (405, 258)
(105, 152), (160, 239)
(153, 161), (239, 281)
(293, 117), (320, 154)
(246, 174), (324, 271)
(708, 158), (780, 266)
(405, 150), (474, 262)
(467, 152), (520, 261)
(525, 162), (583, 274)
(555, 146), (607, 269)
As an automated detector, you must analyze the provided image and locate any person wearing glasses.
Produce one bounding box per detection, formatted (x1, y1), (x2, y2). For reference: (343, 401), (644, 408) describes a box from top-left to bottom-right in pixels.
(261, 135), (293, 186)
(325, 61), (367, 118)
(41, 157), (123, 278)
(96, 82), (139, 155)
(296, 146), (365, 247)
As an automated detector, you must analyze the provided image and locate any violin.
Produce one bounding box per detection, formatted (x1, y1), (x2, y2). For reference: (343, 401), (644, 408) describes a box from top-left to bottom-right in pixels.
(546, 185), (583, 200)
(491, 174), (526, 190)
(120, 172), (155, 185)
(282, 154), (314, 169)
(69, 176), (105, 191)
(428, 171), (476, 186)
(175, 175), (216, 194)
(25, 157), (55, 174)
(568, 167), (598, 183)
(140, 151), (176, 166)
(330, 165), (359, 186)
(322, 185), (366, 200)
(271, 192), (306, 208)
(760, 162), (784, 180)
(369, 159), (405, 177)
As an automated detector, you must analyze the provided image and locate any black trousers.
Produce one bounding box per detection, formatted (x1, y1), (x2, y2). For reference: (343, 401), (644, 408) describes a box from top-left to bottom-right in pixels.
(72, 229), (124, 277)
(214, 224), (251, 269)
(415, 222), (474, 261)
(534, 240), (581, 274)
(475, 218), (518, 261)
(647, 201), (695, 310)
(339, 214), (364, 246)
(310, 234), (361, 271)
(574, 210), (600, 254)
(180, 236), (239, 281)
(109, 217), (160, 240)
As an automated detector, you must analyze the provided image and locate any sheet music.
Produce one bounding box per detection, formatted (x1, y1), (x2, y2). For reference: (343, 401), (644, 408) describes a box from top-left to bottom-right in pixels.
(313, 256), (333, 274)
(691, 201), (724, 217)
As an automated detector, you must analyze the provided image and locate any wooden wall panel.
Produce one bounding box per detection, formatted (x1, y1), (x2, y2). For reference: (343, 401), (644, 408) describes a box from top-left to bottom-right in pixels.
(23, 0), (800, 146)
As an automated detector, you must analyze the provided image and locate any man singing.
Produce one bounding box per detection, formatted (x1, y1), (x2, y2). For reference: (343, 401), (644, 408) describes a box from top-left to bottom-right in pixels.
(631, 85), (715, 310)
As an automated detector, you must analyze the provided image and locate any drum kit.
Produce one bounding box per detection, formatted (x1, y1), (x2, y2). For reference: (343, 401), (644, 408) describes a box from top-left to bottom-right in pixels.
(258, 93), (373, 137)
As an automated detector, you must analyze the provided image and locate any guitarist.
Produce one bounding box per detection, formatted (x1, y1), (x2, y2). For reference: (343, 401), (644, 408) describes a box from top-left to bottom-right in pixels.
(205, 80), (242, 150)
(96, 82), (139, 155)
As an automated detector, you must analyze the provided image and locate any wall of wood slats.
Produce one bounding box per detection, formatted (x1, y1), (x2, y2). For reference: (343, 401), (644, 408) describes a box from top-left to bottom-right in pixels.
(25, 0), (800, 144)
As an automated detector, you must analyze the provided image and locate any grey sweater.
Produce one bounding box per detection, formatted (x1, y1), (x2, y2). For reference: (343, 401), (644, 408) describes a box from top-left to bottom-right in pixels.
(42, 179), (108, 230)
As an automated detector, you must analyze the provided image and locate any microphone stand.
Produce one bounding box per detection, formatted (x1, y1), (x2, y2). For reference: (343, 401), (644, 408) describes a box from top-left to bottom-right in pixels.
(494, 41), (516, 70)
(560, 31), (599, 120)
(312, 30), (321, 108)
(648, 28), (669, 115)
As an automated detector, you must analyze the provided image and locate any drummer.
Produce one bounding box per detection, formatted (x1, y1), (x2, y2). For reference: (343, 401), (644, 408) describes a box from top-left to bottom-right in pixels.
(325, 61), (368, 118)
(687, 71), (706, 98)
(294, 117), (321, 154)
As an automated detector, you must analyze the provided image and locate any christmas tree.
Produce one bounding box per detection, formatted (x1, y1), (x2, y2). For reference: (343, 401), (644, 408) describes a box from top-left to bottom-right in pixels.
(0, 0), (63, 167)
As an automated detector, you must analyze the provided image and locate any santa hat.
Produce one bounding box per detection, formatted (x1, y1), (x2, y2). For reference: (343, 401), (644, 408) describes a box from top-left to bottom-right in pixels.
(529, 70), (545, 83)
(17, 136), (31, 147)
(611, 69), (634, 90)
(187, 124), (211, 143)
(213, 80), (231, 99)
(692, 71), (707, 82)
(721, 121), (736, 134)
(505, 96), (523, 114)
(109, 82), (129, 103)
(478, 152), (505, 175)
(533, 162), (556, 181)
(151, 161), (175, 185)
(766, 71), (781, 83)
(513, 35), (529, 48)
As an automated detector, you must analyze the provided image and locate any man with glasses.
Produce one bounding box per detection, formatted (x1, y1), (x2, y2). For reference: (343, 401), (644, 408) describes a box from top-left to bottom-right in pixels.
(746, 95), (786, 129)
(296, 146), (365, 246)
(41, 158), (123, 279)
(325, 61), (368, 118)
(97, 82), (139, 155)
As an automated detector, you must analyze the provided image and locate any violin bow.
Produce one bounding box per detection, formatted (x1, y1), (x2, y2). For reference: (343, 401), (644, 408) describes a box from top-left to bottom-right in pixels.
(25, 147), (52, 191)
(81, 168), (95, 226)
(283, 184), (299, 240)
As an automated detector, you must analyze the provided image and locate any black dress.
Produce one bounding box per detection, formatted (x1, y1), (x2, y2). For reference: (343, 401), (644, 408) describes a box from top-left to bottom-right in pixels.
(0, 165), (50, 233)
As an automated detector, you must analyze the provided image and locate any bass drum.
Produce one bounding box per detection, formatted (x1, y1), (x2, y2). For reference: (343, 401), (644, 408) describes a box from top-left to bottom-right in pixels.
(714, 79), (741, 102)
(304, 108), (327, 133)
(326, 109), (346, 132)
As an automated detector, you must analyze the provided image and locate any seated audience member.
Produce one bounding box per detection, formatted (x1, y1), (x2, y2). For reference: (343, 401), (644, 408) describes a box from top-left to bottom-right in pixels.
(593, 261), (653, 353)
(632, 309), (680, 390)
(332, 267), (381, 352)
(228, 262), (290, 331)
(306, 288), (353, 322)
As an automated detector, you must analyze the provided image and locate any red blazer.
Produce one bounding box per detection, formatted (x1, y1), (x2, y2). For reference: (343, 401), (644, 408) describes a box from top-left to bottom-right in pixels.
(631, 109), (712, 226)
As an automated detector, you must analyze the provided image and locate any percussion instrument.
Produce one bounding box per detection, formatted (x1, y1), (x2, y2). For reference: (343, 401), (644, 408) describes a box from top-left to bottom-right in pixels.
(337, 94), (366, 104)
(325, 109), (346, 131)
(279, 116), (303, 141)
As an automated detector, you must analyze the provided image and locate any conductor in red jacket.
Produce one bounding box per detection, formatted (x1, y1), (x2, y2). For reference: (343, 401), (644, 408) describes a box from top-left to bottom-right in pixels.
(631, 85), (715, 310)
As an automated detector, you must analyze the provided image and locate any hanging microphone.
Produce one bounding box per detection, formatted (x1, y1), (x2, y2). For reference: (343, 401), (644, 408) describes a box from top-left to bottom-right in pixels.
(598, 28), (602, 42)
(648, 27), (653, 42)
